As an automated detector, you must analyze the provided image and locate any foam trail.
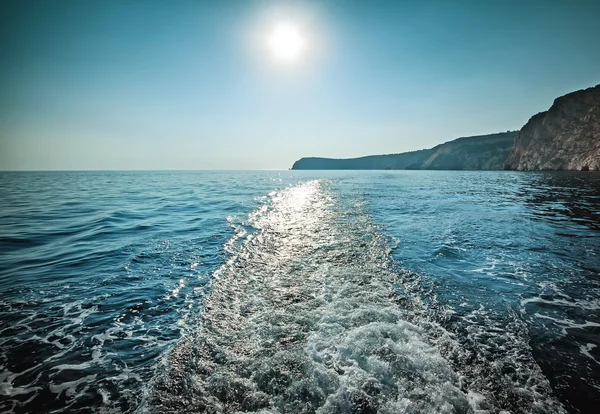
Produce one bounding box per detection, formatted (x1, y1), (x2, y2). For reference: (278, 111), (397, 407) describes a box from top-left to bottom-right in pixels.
(142, 180), (563, 414)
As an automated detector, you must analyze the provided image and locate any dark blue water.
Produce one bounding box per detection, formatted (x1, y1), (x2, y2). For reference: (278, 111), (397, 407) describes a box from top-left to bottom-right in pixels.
(0, 171), (598, 414)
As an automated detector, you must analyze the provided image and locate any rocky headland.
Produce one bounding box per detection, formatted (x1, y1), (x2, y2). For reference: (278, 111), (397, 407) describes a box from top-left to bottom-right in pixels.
(291, 84), (600, 171)
(291, 149), (432, 170)
(292, 132), (517, 171)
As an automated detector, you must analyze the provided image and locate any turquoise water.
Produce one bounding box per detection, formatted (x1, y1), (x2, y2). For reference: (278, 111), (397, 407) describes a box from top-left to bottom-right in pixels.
(0, 171), (598, 413)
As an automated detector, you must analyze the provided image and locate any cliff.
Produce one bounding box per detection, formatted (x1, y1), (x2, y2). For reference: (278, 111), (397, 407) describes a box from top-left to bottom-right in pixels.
(291, 132), (516, 170)
(414, 132), (516, 170)
(506, 84), (600, 171)
(291, 149), (432, 170)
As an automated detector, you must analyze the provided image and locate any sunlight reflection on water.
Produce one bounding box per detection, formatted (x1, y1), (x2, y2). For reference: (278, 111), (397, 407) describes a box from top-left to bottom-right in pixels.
(0, 171), (598, 413)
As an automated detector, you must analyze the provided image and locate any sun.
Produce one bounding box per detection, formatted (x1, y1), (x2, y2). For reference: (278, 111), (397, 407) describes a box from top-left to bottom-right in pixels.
(267, 22), (306, 62)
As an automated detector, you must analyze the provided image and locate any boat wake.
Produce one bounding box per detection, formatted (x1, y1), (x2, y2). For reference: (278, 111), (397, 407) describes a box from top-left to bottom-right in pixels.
(143, 180), (564, 414)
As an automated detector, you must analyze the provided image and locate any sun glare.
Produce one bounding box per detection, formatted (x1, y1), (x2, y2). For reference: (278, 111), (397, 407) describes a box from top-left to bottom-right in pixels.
(267, 22), (305, 62)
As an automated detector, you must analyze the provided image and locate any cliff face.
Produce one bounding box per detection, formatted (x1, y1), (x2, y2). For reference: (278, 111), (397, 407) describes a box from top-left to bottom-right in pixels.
(415, 132), (516, 170)
(291, 132), (516, 170)
(291, 84), (600, 171)
(506, 85), (600, 171)
(291, 149), (432, 170)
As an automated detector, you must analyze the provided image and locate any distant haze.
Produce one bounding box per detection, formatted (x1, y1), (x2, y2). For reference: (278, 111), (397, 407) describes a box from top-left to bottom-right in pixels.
(1, 0), (599, 170)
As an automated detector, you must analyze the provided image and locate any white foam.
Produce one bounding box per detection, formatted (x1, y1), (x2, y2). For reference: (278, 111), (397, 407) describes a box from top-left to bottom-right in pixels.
(140, 180), (569, 414)
(534, 312), (600, 334)
(144, 181), (475, 413)
(522, 296), (600, 311)
(49, 374), (97, 398)
(579, 343), (600, 365)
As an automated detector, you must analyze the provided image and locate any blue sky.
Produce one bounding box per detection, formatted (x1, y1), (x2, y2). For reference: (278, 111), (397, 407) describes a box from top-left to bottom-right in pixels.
(1, 0), (599, 170)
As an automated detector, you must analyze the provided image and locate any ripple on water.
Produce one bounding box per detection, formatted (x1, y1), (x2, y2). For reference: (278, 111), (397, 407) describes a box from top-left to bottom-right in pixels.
(1, 171), (599, 414)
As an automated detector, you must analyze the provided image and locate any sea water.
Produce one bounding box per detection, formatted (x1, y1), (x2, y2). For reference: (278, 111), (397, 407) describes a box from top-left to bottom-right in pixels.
(0, 171), (598, 413)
